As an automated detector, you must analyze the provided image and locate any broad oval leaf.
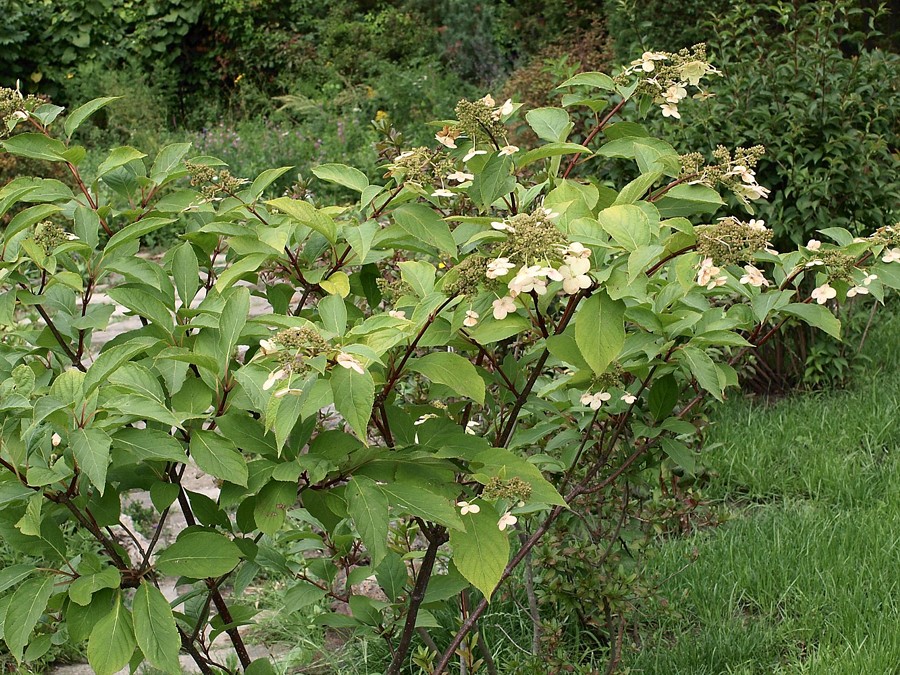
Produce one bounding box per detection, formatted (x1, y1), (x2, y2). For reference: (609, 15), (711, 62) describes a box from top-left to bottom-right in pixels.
(156, 532), (243, 578)
(574, 292), (625, 376)
(449, 503), (509, 600)
(87, 595), (136, 675)
(409, 352), (485, 404)
(133, 582), (181, 674)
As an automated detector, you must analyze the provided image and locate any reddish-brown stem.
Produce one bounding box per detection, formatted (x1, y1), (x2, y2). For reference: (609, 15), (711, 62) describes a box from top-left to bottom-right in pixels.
(386, 529), (446, 674)
(33, 303), (85, 371)
(646, 245), (698, 276)
(377, 296), (456, 404)
(561, 98), (629, 179)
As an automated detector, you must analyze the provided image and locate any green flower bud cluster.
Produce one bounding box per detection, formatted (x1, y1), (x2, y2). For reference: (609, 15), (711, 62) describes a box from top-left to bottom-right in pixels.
(502, 210), (568, 264)
(185, 160), (247, 201)
(33, 220), (72, 254)
(696, 217), (772, 265)
(816, 249), (858, 283)
(444, 255), (489, 297)
(268, 327), (327, 376)
(376, 275), (414, 302)
(685, 145), (766, 193)
(274, 326), (326, 354)
(387, 147), (432, 183)
(594, 363), (626, 390)
(482, 476), (532, 503)
(0, 86), (40, 137)
(870, 224), (900, 248)
(454, 97), (505, 144)
(618, 44), (717, 96)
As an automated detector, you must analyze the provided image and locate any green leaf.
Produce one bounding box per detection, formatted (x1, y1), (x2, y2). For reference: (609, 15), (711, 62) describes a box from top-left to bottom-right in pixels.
(575, 292), (625, 376)
(680, 346), (724, 401)
(380, 483), (463, 530)
(331, 366), (374, 442)
(267, 197), (337, 243)
(150, 142), (192, 185)
(106, 286), (174, 332)
(659, 437), (697, 475)
(782, 303), (841, 340)
(345, 220), (379, 264)
(254, 480), (297, 536)
(156, 532), (242, 578)
(596, 136), (680, 177)
(654, 184), (725, 217)
(375, 552), (408, 601)
(320, 271), (350, 297)
(1, 133), (67, 162)
(214, 253), (270, 292)
(190, 430), (248, 487)
(466, 315), (530, 344)
(72, 428), (112, 495)
(615, 170), (663, 205)
(246, 658), (279, 675)
(0, 564), (35, 593)
(64, 97), (120, 138)
(150, 482), (180, 512)
(87, 595), (136, 675)
(469, 154), (515, 211)
(172, 243), (200, 305)
(470, 447), (566, 506)
(15, 492), (42, 537)
(102, 218), (175, 259)
(627, 244), (666, 283)
(346, 476), (389, 566)
(817, 227), (854, 246)
(218, 286), (250, 370)
(648, 375), (678, 421)
(96, 146), (146, 179)
(69, 566), (121, 606)
(83, 339), (157, 396)
(312, 163), (369, 192)
(597, 204), (651, 251)
(284, 580), (327, 612)
(449, 504), (509, 600)
(132, 582), (181, 674)
(114, 429), (186, 463)
(393, 203), (457, 257)
(3, 575), (55, 660)
(408, 352), (485, 404)
(318, 294), (347, 335)
(399, 260), (436, 297)
(516, 142), (590, 168)
(525, 107), (572, 142)
(556, 71), (616, 91)
(247, 166), (293, 198)
(5, 203), (62, 241)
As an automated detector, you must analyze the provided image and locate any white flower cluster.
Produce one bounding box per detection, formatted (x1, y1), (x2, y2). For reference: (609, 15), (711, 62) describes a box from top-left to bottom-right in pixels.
(725, 164), (770, 201)
(486, 242), (592, 320)
(625, 50), (719, 120)
(739, 264), (770, 288)
(579, 391), (636, 411)
(696, 258), (728, 290)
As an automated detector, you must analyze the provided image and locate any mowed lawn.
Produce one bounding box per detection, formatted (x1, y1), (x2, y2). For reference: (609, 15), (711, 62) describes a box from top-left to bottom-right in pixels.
(630, 309), (900, 674)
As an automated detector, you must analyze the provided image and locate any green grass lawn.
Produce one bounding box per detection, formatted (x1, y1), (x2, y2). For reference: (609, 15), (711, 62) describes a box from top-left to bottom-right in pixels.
(629, 309), (900, 674)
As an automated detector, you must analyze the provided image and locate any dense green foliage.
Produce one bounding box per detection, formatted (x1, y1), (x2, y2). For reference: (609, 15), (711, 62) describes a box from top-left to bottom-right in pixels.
(1, 39), (898, 672)
(0, 2), (898, 672)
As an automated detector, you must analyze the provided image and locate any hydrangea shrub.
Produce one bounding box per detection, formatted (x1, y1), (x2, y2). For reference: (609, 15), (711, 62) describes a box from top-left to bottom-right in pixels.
(0, 48), (898, 674)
